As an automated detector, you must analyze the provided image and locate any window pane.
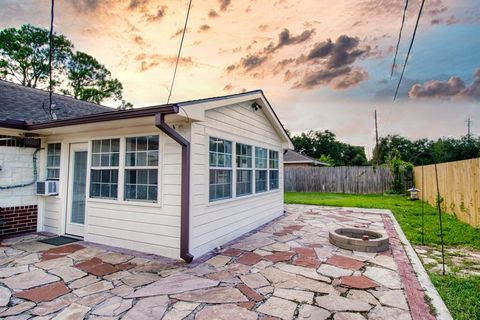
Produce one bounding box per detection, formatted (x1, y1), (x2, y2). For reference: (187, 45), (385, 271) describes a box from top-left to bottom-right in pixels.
(111, 152), (119, 166)
(269, 150), (279, 169)
(126, 137), (136, 152)
(209, 137), (232, 168)
(269, 170), (279, 190)
(236, 143), (252, 168)
(236, 169), (252, 196)
(101, 139), (110, 153)
(148, 135), (159, 150)
(92, 154), (100, 167)
(46, 143), (61, 180)
(111, 139), (119, 152)
(148, 186), (157, 201)
(255, 147), (268, 168)
(147, 150), (158, 166)
(90, 169), (118, 199)
(137, 136), (148, 151)
(209, 169), (232, 201)
(124, 169), (158, 202)
(255, 170), (268, 192)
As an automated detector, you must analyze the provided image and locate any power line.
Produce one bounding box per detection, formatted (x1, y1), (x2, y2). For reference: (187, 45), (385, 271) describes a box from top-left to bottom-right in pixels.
(48, 0), (55, 118)
(393, 0), (425, 101)
(166, 0), (193, 104)
(391, 0), (409, 78)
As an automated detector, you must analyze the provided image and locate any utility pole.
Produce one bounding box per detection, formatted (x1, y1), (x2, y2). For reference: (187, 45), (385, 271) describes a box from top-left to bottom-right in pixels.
(374, 109), (379, 165)
(466, 117), (472, 139)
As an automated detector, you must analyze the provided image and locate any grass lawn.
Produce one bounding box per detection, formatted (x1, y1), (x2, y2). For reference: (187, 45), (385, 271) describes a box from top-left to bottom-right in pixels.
(285, 192), (480, 320)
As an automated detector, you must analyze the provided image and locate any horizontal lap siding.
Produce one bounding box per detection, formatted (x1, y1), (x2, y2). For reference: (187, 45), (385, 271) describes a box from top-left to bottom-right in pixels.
(40, 124), (182, 259)
(190, 102), (284, 258)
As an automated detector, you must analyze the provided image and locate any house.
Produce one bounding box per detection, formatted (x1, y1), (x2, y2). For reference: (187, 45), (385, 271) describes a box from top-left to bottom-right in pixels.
(0, 80), (293, 262)
(284, 149), (330, 168)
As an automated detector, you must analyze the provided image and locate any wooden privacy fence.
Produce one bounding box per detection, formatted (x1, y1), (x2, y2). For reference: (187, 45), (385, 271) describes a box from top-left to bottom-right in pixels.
(414, 158), (480, 228)
(284, 166), (393, 194)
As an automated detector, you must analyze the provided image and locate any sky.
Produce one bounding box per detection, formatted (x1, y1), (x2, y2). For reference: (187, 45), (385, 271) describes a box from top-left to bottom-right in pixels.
(1, 0), (480, 157)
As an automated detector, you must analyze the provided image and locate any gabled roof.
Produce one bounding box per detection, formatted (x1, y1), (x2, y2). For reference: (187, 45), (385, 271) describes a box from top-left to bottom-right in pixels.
(0, 83), (293, 148)
(0, 80), (113, 124)
(284, 149), (330, 166)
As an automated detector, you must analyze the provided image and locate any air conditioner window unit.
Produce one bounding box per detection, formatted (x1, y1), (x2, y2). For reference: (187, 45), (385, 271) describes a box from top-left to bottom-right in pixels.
(36, 180), (59, 196)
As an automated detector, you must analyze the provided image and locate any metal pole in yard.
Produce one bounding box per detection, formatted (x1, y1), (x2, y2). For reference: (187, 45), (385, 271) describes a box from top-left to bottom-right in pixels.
(434, 162), (446, 275)
(421, 165), (425, 245)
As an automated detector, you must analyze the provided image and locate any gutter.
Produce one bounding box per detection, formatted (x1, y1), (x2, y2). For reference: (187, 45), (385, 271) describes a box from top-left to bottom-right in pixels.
(155, 111), (194, 263)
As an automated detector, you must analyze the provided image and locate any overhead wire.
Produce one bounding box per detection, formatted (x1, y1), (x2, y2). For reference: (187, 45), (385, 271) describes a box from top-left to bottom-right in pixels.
(166, 0), (193, 105)
(393, 0), (425, 101)
(390, 0), (409, 78)
(48, 0), (55, 118)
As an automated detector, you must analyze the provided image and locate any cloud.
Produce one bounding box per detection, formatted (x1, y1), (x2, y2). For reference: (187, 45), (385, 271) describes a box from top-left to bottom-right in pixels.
(258, 24), (268, 31)
(219, 0), (231, 11)
(294, 67), (351, 89)
(223, 83), (234, 91)
(198, 24), (211, 32)
(231, 28), (314, 73)
(170, 28), (189, 39)
(146, 6), (167, 22)
(135, 54), (197, 72)
(409, 69), (480, 100)
(132, 35), (145, 45)
(70, 0), (101, 13)
(208, 9), (220, 18)
(332, 69), (369, 89)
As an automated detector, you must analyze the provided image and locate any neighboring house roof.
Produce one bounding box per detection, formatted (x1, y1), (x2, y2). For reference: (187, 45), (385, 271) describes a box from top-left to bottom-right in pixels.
(284, 149), (330, 166)
(0, 79), (113, 124)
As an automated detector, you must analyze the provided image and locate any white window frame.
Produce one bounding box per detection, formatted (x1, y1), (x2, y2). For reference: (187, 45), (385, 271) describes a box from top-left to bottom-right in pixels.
(236, 143), (253, 197)
(124, 135), (160, 203)
(255, 147), (268, 193)
(89, 138), (120, 200)
(269, 149), (279, 190)
(209, 137), (233, 202)
(46, 143), (61, 180)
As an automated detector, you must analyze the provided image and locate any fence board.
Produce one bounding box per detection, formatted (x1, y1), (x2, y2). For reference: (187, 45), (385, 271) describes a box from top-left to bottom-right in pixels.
(284, 166), (393, 194)
(414, 158), (480, 228)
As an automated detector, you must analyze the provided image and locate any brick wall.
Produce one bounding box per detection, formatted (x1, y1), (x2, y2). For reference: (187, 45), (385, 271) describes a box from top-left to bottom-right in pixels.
(0, 205), (38, 237)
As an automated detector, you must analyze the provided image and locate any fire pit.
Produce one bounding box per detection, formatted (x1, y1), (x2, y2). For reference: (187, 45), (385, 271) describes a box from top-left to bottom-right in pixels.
(329, 228), (389, 252)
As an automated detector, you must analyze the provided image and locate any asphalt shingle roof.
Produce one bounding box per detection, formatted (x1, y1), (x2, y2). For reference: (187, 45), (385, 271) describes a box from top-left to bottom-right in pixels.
(284, 149), (330, 166)
(0, 80), (113, 124)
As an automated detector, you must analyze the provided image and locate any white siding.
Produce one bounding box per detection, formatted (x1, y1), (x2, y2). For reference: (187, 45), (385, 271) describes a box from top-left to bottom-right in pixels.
(0, 146), (38, 207)
(38, 124), (182, 258)
(189, 102), (284, 258)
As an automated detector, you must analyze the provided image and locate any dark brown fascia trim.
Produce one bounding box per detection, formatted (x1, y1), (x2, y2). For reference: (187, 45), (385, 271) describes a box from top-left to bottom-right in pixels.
(24, 105), (179, 130)
(155, 112), (194, 263)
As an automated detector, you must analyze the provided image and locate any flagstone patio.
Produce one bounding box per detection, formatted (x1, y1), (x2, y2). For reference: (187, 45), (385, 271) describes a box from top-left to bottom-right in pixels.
(0, 205), (438, 319)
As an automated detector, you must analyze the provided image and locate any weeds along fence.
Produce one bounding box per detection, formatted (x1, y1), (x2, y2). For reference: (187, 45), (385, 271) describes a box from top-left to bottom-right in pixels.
(414, 158), (480, 228)
(284, 166), (394, 194)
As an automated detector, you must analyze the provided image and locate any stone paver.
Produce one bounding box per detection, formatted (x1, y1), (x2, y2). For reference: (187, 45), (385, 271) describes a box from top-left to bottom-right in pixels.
(297, 304), (330, 320)
(172, 287), (248, 303)
(0, 286), (11, 307)
(15, 281), (70, 303)
(257, 296), (297, 320)
(273, 288), (314, 303)
(127, 273), (218, 297)
(0, 205), (438, 320)
(240, 273), (270, 288)
(0, 269), (59, 290)
(51, 302), (90, 320)
(195, 304), (257, 320)
(122, 295), (169, 320)
(315, 294), (372, 312)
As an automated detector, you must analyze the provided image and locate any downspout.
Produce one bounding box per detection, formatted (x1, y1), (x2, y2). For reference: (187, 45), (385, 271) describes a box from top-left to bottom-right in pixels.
(155, 112), (194, 263)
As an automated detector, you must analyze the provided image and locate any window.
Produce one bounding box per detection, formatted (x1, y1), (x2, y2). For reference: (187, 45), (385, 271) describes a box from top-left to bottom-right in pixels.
(269, 150), (279, 190)
(46, 143), (61, 180)
(125, 135), (159, 202)
(236, 143), (252, 196)
(90, 139), (119, 199)
(209, 137), (232, 201)
(255, 147), (268, 193)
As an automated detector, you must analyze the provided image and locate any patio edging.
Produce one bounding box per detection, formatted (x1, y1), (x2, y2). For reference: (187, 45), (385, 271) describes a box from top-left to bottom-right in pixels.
(384, 209), (453, 320)
(316, 205), (452, 320)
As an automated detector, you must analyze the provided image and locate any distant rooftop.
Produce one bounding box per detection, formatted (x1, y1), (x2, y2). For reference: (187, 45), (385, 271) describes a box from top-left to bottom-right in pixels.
(284, 149), (330, 166)
(0, 80), (113, 124)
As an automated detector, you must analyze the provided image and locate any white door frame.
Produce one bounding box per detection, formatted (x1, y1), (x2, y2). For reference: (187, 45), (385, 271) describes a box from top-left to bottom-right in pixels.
(65, 143), (88, 237)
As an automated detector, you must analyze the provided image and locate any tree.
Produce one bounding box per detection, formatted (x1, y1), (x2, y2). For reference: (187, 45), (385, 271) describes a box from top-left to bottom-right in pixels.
(63, 51), (123, 104)
(0, 24), (72, 88)
(291, 130), (368, 166)
(0, 24), (128, 106)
